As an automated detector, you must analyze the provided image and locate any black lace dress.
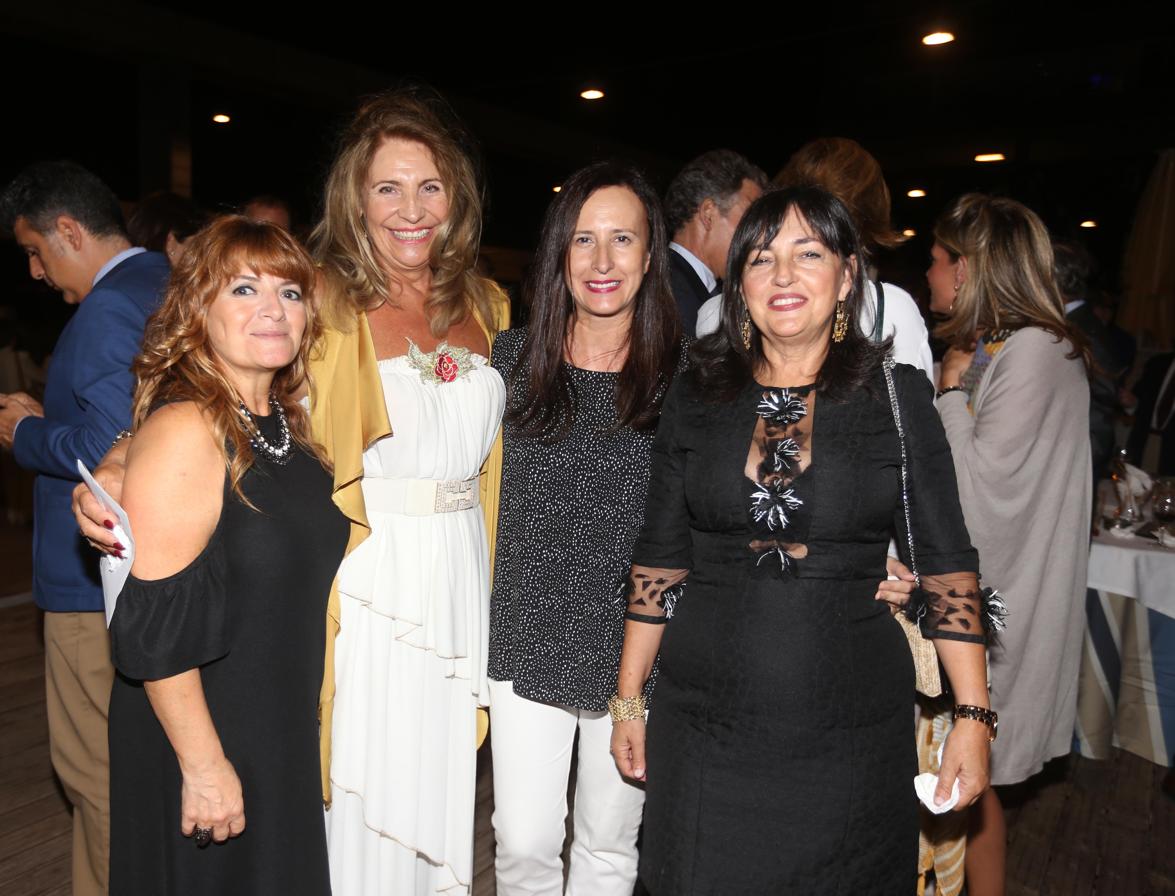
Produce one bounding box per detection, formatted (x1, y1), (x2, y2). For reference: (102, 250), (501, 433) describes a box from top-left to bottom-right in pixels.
(623, 364), (983, 895)
(107, 413), (348, 896)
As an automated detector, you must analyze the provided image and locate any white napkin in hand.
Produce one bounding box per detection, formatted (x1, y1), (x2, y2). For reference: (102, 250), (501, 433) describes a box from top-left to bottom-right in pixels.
(914, 733), (960, 814)
(77, 460), (135, 626)
(914, 773), (960, 814)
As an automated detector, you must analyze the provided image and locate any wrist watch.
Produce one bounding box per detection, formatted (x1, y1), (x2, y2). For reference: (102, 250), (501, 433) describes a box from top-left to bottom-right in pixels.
(953, 704), (998, 741)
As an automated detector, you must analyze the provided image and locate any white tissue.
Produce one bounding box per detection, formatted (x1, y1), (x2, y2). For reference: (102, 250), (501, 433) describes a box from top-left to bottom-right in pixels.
(913, 731), (960, 814)
(914, 773), (960, 814)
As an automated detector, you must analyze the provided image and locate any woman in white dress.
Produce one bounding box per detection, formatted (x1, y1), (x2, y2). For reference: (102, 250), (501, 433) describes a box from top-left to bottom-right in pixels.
(308, 89), (508, 896)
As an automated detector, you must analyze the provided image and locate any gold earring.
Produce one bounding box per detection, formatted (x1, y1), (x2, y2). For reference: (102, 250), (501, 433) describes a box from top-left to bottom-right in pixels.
(832, 300), (848, 343)
(741, 308), (752, 350)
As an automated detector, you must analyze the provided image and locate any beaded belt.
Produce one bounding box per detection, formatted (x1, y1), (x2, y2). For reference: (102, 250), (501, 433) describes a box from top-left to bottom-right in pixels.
(362, 477), (480, 516)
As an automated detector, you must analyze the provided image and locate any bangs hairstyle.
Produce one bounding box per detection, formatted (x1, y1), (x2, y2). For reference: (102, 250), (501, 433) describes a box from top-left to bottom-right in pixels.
(692, 185), (888, 402)
(309, 85), (497, 337)
(508, 160), (682, 440)
(933, 194), (1090, 369)
(132, 216), (326, 502)
(775, 137), (906, 256)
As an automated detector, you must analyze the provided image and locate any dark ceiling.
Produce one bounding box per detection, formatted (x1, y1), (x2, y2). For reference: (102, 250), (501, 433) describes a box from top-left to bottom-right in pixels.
(2, 1), (1173, 292)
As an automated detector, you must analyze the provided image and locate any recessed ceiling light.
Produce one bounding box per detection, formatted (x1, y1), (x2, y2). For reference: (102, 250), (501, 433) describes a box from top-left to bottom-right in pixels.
(212, 113), (231, 124)
(906, 189), (927, 198)
(553, 186), (562, 193)
(580, 88), (605, 100)
(922, 32), (955, 46)
(1080, 220), (1097, 229)
(902, 229), (917, 237)
(974, 153), (1006, 163)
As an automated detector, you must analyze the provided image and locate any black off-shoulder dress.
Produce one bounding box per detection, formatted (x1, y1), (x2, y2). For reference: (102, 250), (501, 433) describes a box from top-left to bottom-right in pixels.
(108, 413), (348, 896)
(622, 365), (983, 895)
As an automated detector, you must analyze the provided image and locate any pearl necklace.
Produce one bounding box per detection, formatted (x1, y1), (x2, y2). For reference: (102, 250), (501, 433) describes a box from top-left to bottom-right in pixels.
(237, 394), (293, 465)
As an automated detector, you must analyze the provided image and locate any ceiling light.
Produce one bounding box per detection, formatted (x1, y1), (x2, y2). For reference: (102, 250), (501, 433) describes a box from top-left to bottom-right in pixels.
(902, 229), (917, 237)
(922, 32), (955, 46)
(974, 153), (1006, 163)
(580, 88), (604, 100)
(1080, 220), (1097, 229)
(212, 113), (231, 124)
(553, 186), (562, 193)
(906, 189), (926, 198)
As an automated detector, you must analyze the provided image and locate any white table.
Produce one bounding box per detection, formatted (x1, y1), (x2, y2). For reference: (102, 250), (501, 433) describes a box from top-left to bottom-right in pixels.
(1075, 533), (1175, 766)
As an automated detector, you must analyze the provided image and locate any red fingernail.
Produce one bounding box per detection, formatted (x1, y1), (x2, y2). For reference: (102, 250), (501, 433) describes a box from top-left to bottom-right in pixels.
(114, 542), (125, 551)
(114, 551), (124, 560)
(103, 520), (115, 530)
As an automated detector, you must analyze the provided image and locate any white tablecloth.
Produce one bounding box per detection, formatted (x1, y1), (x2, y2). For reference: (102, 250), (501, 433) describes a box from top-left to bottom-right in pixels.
(1087, 534), (1175, 617)
(1077, 533), (1175, 766)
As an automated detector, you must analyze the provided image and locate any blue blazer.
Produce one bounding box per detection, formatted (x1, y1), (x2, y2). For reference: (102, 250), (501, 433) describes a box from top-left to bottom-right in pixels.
(14, 251), (169, 612)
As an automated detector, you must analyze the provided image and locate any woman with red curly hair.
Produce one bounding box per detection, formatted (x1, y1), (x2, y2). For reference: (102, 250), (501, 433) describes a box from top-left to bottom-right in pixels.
(107, 216), (347, 895)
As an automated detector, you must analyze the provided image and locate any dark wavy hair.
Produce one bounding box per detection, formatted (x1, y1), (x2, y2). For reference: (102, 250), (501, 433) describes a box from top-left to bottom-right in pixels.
(508, 160), (682, 439)
(691, 186), (888, 402)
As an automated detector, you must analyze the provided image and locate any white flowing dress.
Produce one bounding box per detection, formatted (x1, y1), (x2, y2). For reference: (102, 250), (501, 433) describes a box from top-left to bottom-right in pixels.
(325, 351), (505, 895)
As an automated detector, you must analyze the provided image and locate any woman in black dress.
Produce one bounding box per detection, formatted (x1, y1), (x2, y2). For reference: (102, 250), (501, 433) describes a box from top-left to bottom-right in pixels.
(610, 187), (997, 893)
(488, 161), (685, 894)
(108, 217), (348, 895)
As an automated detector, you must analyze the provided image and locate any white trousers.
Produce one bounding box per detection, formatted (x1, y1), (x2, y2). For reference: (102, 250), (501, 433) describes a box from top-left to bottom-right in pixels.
(488, 679), (645, 896)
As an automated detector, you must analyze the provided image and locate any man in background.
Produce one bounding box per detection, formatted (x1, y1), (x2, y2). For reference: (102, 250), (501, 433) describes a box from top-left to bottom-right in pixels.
(243, 194), (292, 231)
(663, 150), (766, 334)
(0, 161), (168, 896)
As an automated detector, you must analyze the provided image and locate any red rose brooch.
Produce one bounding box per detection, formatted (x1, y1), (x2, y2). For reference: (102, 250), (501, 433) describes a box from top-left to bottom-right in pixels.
(407, 339), (474, 385)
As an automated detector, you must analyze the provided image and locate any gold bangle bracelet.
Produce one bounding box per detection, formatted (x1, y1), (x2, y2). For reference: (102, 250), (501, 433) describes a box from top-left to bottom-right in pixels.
(608, 694), (647, 722)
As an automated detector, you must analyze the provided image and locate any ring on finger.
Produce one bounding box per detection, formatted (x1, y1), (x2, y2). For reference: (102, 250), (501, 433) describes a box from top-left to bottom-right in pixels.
(194, 826), (213, 848)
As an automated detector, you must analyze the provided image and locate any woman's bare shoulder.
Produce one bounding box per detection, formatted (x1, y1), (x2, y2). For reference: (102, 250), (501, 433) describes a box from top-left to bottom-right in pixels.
(124, 402), (224, 579)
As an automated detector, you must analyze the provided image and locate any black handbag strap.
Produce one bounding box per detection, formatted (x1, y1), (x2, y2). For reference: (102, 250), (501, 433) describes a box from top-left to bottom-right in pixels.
(869, 279), (887, 343)
(882, 356), (920, 586)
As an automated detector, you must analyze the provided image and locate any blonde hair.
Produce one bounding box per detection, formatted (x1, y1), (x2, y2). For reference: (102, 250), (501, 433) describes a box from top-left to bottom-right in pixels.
(132, 216), (325, 502)
(932, 194), (1087, 368)
(309, 87), (496, 335)
(775, 137), (906, 255)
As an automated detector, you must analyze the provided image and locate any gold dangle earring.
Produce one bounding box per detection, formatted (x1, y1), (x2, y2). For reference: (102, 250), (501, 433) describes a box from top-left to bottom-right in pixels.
(832, 299), (848, 343)
(741, 306), (752, 350)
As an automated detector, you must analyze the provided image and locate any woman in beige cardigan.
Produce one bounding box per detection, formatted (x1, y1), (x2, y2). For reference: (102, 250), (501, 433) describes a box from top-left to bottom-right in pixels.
(928, 193), (1092, 896)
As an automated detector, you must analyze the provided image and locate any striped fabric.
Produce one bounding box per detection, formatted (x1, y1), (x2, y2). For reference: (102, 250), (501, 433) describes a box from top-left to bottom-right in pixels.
(1076, 587), (1175, 767)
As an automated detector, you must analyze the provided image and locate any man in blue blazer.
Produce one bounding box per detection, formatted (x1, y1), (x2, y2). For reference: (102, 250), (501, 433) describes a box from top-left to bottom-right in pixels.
(0, 161), (168, 896)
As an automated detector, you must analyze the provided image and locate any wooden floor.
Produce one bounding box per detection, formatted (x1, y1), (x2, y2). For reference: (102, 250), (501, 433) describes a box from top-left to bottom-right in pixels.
(2, 589), (1173, 895)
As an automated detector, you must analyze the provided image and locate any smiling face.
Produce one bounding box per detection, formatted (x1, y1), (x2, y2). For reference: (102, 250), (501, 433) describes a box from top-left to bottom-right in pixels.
(741, 207), (853, 347)
(565, 185), (651, 323)
(205, 270), (307, 387)
(926, 242), (962, 314)
(362, 136), (449, 278)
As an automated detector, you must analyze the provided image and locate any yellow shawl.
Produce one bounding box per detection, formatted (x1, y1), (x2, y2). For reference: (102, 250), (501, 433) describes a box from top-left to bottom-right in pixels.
(311, 286), (510, 804)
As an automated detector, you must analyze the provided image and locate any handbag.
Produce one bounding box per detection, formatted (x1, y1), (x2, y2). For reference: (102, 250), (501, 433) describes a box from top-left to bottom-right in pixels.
(881, 355), (944, 698)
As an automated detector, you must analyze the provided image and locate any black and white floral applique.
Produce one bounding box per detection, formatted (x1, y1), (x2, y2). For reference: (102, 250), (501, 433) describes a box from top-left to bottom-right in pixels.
(747, 387), (814, 573)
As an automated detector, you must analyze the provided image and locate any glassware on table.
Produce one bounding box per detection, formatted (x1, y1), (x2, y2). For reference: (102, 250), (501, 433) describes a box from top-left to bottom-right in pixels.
(1152, 478), (1175, 540)
(1108, 447), (1140, 531)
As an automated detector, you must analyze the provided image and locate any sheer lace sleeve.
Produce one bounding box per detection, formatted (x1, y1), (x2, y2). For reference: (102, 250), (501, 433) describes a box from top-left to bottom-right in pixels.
(622, 379), (692, 624)
(887, 363), (1005, 643)
(907, 572), (1007, 643)
(617, 567), (688, 625)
